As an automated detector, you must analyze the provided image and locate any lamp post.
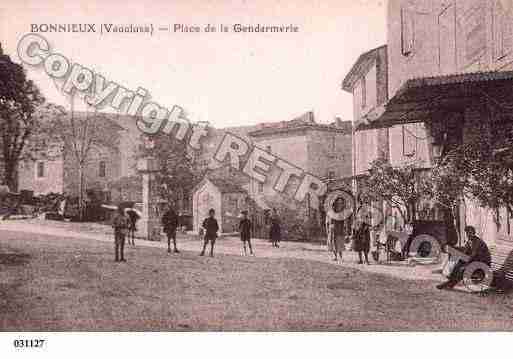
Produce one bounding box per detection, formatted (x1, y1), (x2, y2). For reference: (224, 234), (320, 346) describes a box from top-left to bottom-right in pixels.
(137, 137), (162, 241)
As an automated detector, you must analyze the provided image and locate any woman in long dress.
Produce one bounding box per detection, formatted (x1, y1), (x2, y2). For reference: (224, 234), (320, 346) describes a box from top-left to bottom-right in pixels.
(353, 221), (371, 264)
(269, 208), (281, 248)
(327, 198), (346, 261)
(326, 216), (334, 253)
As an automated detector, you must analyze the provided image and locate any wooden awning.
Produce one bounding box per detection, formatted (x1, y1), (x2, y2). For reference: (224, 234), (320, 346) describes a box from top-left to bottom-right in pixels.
(356, 70), (513, 130)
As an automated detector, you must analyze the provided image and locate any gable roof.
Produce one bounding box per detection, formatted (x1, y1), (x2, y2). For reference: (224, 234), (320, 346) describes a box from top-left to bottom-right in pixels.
(342, 45), (386, 92)
(193, 175), (247, 195)
(208, 178), (246, 194)
(248, 111), (350, 137)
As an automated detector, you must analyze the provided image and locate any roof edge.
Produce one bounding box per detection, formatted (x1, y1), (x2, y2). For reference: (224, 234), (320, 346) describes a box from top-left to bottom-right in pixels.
(342, 45), (387, 92)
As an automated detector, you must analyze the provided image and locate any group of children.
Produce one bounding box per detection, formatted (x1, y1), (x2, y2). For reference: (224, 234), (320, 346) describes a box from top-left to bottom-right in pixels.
(111, 206), (258, 262)
(199, 208), (255, 257)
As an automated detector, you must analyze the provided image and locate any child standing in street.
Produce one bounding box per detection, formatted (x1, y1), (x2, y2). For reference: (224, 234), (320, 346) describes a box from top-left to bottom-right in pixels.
(112, 207), (129, 262)
(126, 208), (140, 246)
(239, 210), (254, 256)
(162, 204), (180, 254)
(269, 208), (281, 248)
(200, 208), (219, 257)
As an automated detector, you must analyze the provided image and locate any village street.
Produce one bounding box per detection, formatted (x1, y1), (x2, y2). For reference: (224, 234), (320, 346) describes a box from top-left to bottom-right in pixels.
(1, 220), (513, 331)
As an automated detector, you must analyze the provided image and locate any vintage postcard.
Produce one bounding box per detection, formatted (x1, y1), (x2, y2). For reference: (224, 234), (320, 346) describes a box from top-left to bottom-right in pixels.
(1, 0), (513, 349)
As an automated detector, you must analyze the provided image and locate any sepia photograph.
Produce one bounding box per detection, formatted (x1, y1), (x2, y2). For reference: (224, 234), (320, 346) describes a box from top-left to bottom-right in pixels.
(1, 0), (513, 352)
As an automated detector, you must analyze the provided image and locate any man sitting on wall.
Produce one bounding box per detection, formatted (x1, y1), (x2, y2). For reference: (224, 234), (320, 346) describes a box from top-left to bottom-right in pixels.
(437, 225), (491, 290)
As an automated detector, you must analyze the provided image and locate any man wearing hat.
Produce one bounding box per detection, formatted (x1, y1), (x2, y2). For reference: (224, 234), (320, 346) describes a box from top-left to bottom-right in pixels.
(437, 225), (491, 290)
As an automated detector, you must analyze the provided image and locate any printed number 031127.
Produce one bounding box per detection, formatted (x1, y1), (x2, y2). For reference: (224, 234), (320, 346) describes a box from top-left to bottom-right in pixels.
(13, 339), (45, 348)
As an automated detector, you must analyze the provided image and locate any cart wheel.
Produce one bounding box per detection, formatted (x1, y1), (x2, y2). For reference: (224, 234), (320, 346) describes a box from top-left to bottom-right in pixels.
(418, 241), (431, 258)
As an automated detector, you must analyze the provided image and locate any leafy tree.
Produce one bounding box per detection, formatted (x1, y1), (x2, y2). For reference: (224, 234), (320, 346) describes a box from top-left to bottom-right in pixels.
(108, 174), (142, 202)
(138, 133), (198, 211)
(359, 158), (432, 224)
(0, 46), (44, 191)
(430, 128), (513, 228)
(40, 103), (122, 219)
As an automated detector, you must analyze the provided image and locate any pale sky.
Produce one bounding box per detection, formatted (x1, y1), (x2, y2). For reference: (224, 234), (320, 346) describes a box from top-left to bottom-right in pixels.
(1, 0), (386, 128)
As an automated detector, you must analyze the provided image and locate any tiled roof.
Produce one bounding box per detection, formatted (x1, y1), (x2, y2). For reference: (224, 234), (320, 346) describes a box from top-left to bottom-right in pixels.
(208, 178), (246, 194)
(404, 70), (513, 88)
(357, 70), (513, 130)
(249, 111), (350, 136)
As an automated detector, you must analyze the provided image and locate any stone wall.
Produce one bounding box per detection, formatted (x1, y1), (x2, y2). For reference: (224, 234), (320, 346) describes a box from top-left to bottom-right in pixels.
(307, 129), (352, 180)
(62, 145), (122, 197)
(18, 157), (64, 195)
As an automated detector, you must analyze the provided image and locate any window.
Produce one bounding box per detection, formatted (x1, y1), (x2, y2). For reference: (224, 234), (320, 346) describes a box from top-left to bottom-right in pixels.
(499, 207), (513, 239)
(493, 0), (513, 60)
(402, 125), (417, 157)
(464, 6), (486, 64)
(36, 161), (45, 179)
(258, 182), (264, 193)
(266, 145), (271, 153)
(438, 4), (456, 73)
(328, 135), (336, 157)
(99, 160), (106, 178)
(327, 171), (335, 180)
(401, 7), (415, 56)
(361, 76), (367, 109)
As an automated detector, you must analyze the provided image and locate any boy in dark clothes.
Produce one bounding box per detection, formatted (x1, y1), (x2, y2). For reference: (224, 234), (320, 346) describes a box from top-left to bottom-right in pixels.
(162, 205), (180, 254)
(200, 208), (219, 257)
(239, 210), (254, 256)
(126, 209), (140, 246)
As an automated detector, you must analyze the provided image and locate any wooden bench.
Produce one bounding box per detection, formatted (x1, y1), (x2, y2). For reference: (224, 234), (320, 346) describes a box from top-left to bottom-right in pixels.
(490, 241), (513, 289)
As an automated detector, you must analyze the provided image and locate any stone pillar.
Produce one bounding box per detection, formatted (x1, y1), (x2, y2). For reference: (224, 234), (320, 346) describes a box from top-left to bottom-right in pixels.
(137, 156), (161, 241)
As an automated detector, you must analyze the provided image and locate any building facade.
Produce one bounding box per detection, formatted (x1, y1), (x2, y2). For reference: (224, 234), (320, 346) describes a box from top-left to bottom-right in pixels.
(360, 0), (513, 246)
(343, 45), (433, 229)
(247, 112), (352, 210)
(18, 113), (123, 199)
(388, 0), (513, 96)
(190, 111), (353, 238)
(343, 46), (390, 177)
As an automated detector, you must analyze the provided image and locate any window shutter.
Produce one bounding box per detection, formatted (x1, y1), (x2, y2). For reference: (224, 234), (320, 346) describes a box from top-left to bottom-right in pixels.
(401, 7), (415, 56)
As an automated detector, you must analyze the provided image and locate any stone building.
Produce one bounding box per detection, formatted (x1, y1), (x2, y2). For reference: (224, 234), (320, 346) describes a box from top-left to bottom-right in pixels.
(342, 44), (432, 228)
(192, 177), (249, 234)
(343, 46), (391, 180)
(247, 111), (352, 200)
(358, 0), (513, 246)
(191, 111), (353, 238)
(18, 112), (124, 200)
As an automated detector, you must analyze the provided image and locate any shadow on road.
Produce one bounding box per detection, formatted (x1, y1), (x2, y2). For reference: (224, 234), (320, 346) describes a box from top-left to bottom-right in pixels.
(0, 252), (31, 266)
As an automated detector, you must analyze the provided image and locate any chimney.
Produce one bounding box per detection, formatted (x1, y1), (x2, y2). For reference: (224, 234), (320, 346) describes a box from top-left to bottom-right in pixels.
(306, 111), (315, 123)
